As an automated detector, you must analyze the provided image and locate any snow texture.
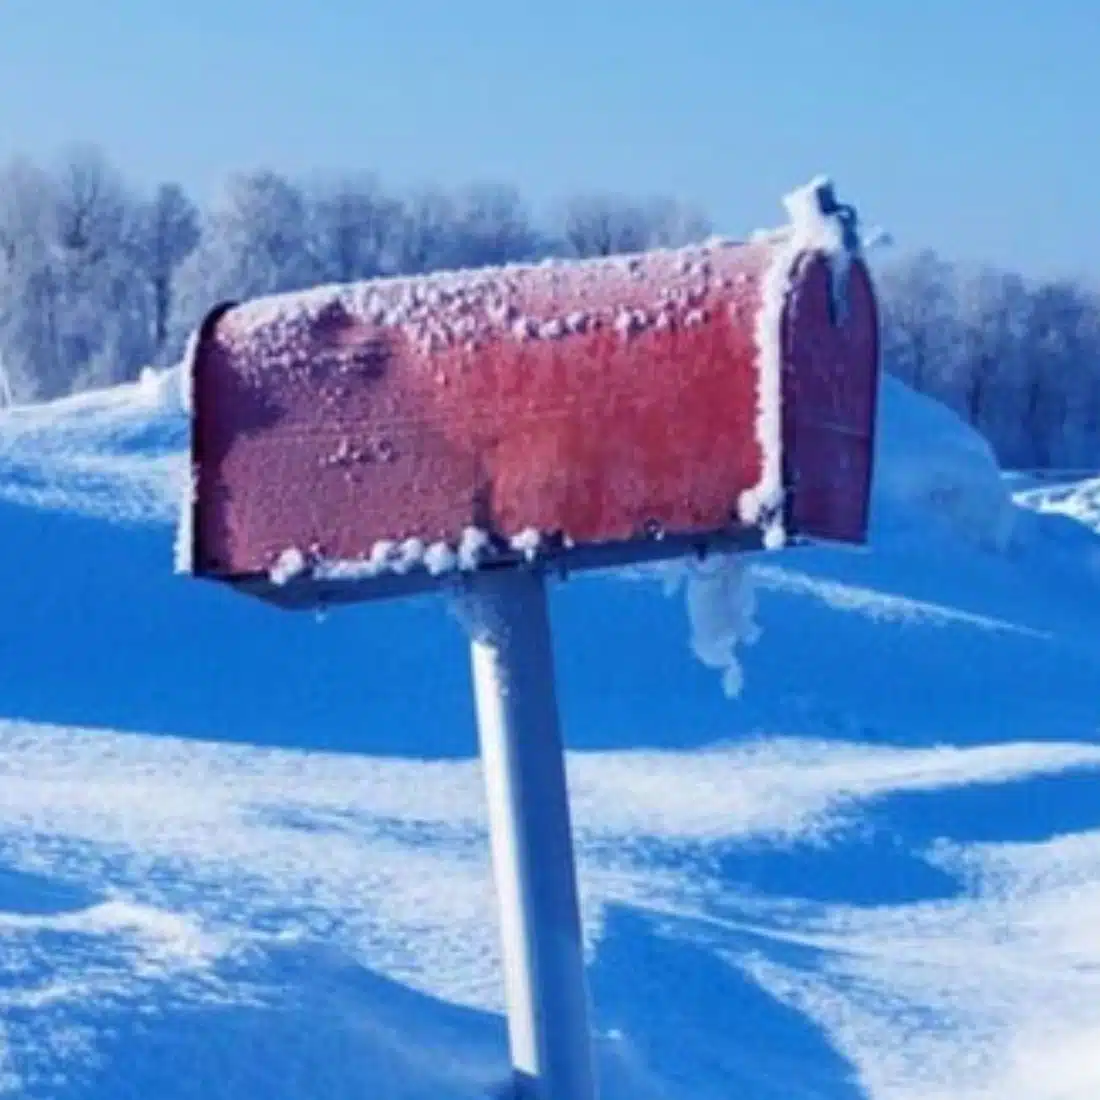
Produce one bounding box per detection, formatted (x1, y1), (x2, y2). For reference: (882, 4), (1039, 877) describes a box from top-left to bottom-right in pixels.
(2, 723), (1100, 1098)
(270, 547), (307, 586)
(0, 370), (186, 526)
(509, 527), (542, 561)
(273, 527), (494, 585)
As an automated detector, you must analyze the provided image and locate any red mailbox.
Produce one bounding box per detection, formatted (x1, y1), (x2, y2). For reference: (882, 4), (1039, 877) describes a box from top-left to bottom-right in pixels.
(177, 179), (882, 1100)
(180, 178), (878, 608)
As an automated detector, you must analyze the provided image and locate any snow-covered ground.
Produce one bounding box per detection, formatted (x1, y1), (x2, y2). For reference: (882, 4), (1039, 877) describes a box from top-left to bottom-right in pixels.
(1013, 473), (1100, 537)
(0, 367), (1099, 1098)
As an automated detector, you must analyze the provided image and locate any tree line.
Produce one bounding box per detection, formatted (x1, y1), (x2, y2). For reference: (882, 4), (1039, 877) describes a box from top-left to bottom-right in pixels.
(0, 146), (1096, 470)
(0, 145), (710, 403)
(880, 252), (1100, 469)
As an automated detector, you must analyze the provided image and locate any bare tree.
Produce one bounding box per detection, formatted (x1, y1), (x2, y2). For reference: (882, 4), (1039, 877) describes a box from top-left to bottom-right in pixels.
(1077, 296), (1100, 462)
(59, 148), (155, 391)
(880, 249), (1100, 470)
(637, 196), (712, 248)
(955, 268), (1028, 435)
(559, 194), (649, 258)
(52, 145), (129, 261)
(1020, 280), (1093, 467)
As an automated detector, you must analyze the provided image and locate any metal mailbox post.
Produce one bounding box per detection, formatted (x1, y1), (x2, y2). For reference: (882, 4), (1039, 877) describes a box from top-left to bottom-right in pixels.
(178, 178), (880, 1100)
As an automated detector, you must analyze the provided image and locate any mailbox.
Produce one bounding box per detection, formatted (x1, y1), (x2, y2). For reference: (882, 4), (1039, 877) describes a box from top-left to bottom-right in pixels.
(180, 178), (879, 609)
(177, 178), (882, 1100)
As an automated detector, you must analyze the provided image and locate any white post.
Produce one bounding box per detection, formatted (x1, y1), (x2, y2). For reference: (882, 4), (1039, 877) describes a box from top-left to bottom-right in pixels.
(460, 567), (598, 1100)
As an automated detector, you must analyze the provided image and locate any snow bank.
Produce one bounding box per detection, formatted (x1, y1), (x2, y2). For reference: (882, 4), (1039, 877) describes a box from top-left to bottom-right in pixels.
(871, 374), (1016, 551)
(5, 353), (1100, 1098)
(0, 368), (187, 525)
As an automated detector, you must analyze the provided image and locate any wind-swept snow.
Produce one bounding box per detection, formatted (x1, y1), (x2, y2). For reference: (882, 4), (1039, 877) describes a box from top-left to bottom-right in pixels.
(738, 826), (1100, 1100)
(3, 721), (1100, 1097)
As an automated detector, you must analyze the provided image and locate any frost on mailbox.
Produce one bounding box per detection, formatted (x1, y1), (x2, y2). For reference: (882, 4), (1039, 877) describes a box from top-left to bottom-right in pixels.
(179, 177), (880, 608)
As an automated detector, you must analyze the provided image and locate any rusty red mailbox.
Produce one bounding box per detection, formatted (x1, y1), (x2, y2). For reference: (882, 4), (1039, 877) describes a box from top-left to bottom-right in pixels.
(178, 177), (880, 1100)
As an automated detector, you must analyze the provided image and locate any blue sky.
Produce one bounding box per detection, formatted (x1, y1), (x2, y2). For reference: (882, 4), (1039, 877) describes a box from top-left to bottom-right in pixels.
(1, 0), (1096, 278)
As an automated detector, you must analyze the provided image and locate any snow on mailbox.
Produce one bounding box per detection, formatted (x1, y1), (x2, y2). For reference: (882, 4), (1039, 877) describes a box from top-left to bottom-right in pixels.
(177, 177), (880, 1100)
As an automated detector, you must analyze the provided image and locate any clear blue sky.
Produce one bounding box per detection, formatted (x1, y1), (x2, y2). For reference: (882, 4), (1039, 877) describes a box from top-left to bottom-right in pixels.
(1, 0), (1096, 278)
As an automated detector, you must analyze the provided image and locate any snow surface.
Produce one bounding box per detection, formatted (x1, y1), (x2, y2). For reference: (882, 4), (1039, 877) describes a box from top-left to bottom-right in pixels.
(0, 372), (186, 525)
(872, 375), (1017, 552)
(1013, 474), (1100, 537)
(0, 364), (1099, 1098)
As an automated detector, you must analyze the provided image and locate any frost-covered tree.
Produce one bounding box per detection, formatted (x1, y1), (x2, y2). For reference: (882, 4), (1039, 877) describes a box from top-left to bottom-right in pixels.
(879, 250), (1100, 470)
(2, 139), (1095, 455)
(0, 157), (63, 400)
(51, 146), (154, 392)
(169, 170), (317, 356)
(878, 250), (961, 401)
(0, 147), (152, 397)
(954, 268), (1029, 443)
(556, 193), (711, 258)
(391, 189), (460, 274)
(637, 196), (712, 249)
(1075, 299), (1100, 464)
(304, 174), (403, 283)
(135, 182), (200, 358)
(559, 194), (649, 258)
(449, 183), (539, 269)
(1018, 280), (1096, 468)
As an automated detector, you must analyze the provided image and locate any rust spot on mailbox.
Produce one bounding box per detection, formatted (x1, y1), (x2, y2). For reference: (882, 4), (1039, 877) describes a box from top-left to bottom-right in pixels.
(183, 184), (880, 607)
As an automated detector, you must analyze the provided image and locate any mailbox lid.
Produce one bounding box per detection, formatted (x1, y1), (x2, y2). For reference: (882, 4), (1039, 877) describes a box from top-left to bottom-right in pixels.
(782, 254), (880, 544)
